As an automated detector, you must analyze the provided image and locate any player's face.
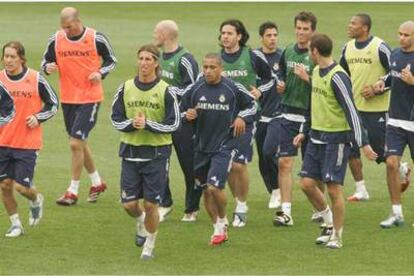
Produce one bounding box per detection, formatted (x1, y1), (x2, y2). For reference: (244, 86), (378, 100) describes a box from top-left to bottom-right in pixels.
(261, 28), (278, 52)
(347, 16), (365, 39)
(398, 25), (414, 51)
(61, 18), (82, 38)
(220, 25), (241, 51)
(138, 51), (158, 78)
(2, 47), (24, 75)
(153, 27), (164, 47)
(295, 20), (313, 46)
(203, 58), (222, 84)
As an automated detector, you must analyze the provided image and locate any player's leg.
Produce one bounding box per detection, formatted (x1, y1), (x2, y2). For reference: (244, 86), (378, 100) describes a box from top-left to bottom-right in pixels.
(0, 149), (24, 237)
(381, 125), (406, 228)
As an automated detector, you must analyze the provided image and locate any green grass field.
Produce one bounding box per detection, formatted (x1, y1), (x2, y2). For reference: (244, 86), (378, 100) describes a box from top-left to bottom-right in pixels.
(0, 2), (413, 274)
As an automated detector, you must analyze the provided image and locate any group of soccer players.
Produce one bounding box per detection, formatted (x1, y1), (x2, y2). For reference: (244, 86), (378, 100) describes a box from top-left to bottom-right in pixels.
(1, 6), (414, 260)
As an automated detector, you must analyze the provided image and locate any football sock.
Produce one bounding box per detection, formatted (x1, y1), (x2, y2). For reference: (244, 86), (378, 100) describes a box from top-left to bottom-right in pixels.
(281, 202), (292, 216)
(89, 171), (102, 187)
(392, 204), (403, 217)
(320, 207), (333, 227)
(29, 193), (41, 207)
(355, 180), (366, 193)
(68, 180), (80, 195)
(235, 199), (248, 213)
(10, 213), (22, 227)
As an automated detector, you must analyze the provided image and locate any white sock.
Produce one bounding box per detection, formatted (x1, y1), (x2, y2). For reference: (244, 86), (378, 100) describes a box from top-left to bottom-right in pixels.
(320, 207), (333, 227)
(68, 180), (80, 195)
(145, 231), (157, 248)
(281, 202), (291, 216)
(272, 189), (280, 197)
(392, 204), (403, 217)
(29, 193), (41, 207)
(10, 214), (22, 227)
(137, 212), (145, 224)
(236, 199), (248, 213)
(213, 223), (221, 235)
(89, 171), (102, 187)
(355, 180), (366, 193)
(217, 216), (229, 226)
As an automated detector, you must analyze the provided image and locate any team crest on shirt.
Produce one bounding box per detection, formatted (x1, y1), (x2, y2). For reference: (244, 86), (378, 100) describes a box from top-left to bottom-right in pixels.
(121, 190), (127, 199)
(219, 94), (226, 103)
(273, 63), (279, 71)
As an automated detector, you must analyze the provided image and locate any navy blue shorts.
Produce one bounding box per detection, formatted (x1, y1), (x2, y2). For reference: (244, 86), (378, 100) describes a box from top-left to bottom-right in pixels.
(349, 111), (386, 163)
(385, 125), (414, 160)
(300, 142), (351, 185)
(62, 103), (100, 140)
(273, 117), (303, 158)
(232, 123), (255, 164)
(0, 147), (37, 187)
(120, 158), (169, 204)
(194, 147), (235, 190)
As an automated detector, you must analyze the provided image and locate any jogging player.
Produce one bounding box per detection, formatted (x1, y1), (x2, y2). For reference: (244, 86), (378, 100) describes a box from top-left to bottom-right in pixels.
(0, 41), (58, 237)
(41, 7), (117, 205)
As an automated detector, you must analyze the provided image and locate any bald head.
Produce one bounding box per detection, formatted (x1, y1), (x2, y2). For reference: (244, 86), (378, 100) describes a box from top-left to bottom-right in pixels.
(60, 7), (80, 22)
(155, 20), (179, 40)
(60, 7), (83, 38)
(399, 21), (414, 51)
(400, 21), (414, 33)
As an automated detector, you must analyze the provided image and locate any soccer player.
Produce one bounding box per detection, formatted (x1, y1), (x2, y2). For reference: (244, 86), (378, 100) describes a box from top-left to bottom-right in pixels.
(265, 11), (317, 226)
(0, 83), (14, 127)
(0, 41), (58, 237)
(181, 53), (256, 245)
(111, 44), (179, 259)
(256, 21), (283, 209)
(219, 19), (274, 227)
(295, 33), (377, 249)
(340, 14), (410, 201)
(41, 7), (117, 205)
(153, 20), (201, 222)
(374, 21), (414, 228)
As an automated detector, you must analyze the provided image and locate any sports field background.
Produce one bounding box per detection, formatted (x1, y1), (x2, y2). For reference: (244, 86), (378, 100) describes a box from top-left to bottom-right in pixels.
(0, 2), (413, 274)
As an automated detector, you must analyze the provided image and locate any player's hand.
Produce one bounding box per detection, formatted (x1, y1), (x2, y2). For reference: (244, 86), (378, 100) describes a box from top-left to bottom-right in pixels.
(133, 111), (146, 129)
(26, 115), (39, 128)
(401, 64), (414, 85)
(293, 133), (305, 147)
(361, 85), (376, 99)
(373, 79), (385, 92)
(45, 62), (58, 74)
(250, 85), (261, 100)
(276, 81), (285, 94)
(89, 72), (102, 84)
(231, 117), (246, 137)
(362, 145), (378, 161)
(185, 108), (198, 121)
(294, 64), (310, 83)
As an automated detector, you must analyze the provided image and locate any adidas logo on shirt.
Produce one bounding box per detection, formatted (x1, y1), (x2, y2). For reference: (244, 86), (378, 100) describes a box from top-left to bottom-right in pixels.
(199, 96), (207, 101)
(76, 130), (83, 136)
(23, 177), (30, 183)
(378, 117), (385, 123)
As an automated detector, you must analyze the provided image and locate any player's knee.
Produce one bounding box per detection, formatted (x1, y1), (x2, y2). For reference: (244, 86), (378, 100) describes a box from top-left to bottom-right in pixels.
(143, 201), (157, 215)
(231, 162), (244, 172)
(279, 157), (293, 172)
(327, 184), (342, 200)
(386, 156), (399, 171)
(122, 201), (137, 214)
(301, 178), (314, 192)
(0, 179), (13, 191)
(69, 138), (84, 152)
